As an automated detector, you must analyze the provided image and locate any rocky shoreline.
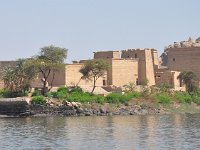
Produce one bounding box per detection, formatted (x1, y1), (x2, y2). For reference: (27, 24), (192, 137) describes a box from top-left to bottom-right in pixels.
(1, 98), (199, 117)
(28, 103), (161, 117)
(0, 98), (161, 117)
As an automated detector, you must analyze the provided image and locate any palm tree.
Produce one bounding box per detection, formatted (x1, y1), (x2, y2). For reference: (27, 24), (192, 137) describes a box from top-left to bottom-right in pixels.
(2, 59), (36, 96)
(177, 71), (199, 93)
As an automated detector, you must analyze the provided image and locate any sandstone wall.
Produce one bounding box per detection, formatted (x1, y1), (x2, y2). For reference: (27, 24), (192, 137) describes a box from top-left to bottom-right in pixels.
(121, 49), (155, 86)
(94, 51), (120, 59)
(65, 64), (105, 87)
(151, 49), (159, 69)
(166, 47), (200, 81)
(107, 59), (138, 87)
(47, 68), (66, 87)
(145, 50), (156, 86)
(155, 70), (185, 91)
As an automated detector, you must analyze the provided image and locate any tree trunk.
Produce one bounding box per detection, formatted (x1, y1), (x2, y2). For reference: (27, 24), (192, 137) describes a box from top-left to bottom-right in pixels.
(42, 79), (48, 95)
(76, 77), (82, 87)
(91, 77), (96, 94)
(49, 71), (55, 91)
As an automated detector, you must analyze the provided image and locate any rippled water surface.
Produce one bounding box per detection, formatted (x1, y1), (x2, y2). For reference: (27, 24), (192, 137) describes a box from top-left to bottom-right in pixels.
(0, 114), (200, 150)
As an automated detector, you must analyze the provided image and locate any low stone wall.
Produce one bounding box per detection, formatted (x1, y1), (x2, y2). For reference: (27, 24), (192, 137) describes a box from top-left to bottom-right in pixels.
(0, 98), (29, 116)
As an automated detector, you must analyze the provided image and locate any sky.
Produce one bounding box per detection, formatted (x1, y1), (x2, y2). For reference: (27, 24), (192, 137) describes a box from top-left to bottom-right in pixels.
(0, 0), (200, 63)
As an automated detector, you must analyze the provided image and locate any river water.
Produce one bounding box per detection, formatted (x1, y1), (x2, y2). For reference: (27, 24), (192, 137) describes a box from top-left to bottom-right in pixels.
(0, 114), (199, 150)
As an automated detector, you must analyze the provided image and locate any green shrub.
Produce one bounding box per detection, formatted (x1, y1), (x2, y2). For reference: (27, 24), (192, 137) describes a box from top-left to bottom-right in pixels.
(31, 90), (41, 97)
(69, 86), (83, 93)
(126, 92), (141, 99)
(44, 92), (52, 98)
(0, 89), (4, 98)
(94, 95), (105, 104)
(0, 89), (9, 98)
(31, 96), (46, 105)
(190, 92), (200, 104)
(155, 93), (171, 104)
(175, 92), (192, 103)
(49, 87), (68, 100)
(57, 87), (68, 93)
(192, 95), (200, 105)
(0, 89), (26, 98)
(49, 91), (67, 100)
(105, 93), (121, 103)
(50, 91), (58, 98)
(105, 92), (140, 104)
(67, 91), (104, 103)
(57, 90), (68, 100)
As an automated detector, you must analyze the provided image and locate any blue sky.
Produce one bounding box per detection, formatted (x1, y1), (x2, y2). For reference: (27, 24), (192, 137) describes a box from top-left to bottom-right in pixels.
(0, 0), (199, 62)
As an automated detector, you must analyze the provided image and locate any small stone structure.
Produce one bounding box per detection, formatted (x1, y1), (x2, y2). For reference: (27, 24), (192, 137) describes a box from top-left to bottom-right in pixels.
(0, 98), (29, 116)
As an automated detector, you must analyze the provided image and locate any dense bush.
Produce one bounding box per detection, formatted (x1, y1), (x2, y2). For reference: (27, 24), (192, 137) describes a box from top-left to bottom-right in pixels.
(31, 90), (41, 97)
(31, 96), (46, 105)
(50, 91), (58, 98)
(155, 93), (171, 104)
(0, 89), (26, 98)
(105, 92), (141, 104)
(44, 92), (52, 98)
(57, 87), (68, 93)
(175, 92), (192, 103)
(105, 93), (120, 103)
(50, 87), (68, 100)
(191, 94), (200, 105)
(69, 86), (83, 93)
(0, 89), (4, 98)
(67, 91), (104, 104)
(57, 91), (68, 100)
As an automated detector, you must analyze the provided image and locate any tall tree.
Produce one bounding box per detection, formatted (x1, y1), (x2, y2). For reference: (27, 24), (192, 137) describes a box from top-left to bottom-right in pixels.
(79, 59), (109, 93)
(177, 71), (199, 93)
(30, 45), (67, 95)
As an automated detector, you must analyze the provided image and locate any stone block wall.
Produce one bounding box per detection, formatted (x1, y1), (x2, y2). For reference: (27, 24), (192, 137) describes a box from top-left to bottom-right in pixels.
(107, 59), (138, 87)
(94, 51), (120, 59)
(166, 47), (200, 81)
(121, 49), (156, 86)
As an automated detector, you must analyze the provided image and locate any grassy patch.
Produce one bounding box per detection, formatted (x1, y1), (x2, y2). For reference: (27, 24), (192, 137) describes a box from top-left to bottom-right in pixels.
(155, 93), (171, 104)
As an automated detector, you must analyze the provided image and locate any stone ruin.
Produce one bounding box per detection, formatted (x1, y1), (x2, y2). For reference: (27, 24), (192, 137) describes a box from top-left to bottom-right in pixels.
(165, 37), (200, 49)
(122, 48), (156, 52)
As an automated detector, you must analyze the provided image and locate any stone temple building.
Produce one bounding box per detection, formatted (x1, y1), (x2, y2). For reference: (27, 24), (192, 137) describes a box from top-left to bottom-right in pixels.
(46, 48), (159, 91)
(45, 48), (184, 92)
(1, 37), (200, 92)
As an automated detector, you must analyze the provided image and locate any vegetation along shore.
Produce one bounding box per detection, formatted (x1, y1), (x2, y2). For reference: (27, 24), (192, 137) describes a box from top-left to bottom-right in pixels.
(0, 85), (200, 117)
